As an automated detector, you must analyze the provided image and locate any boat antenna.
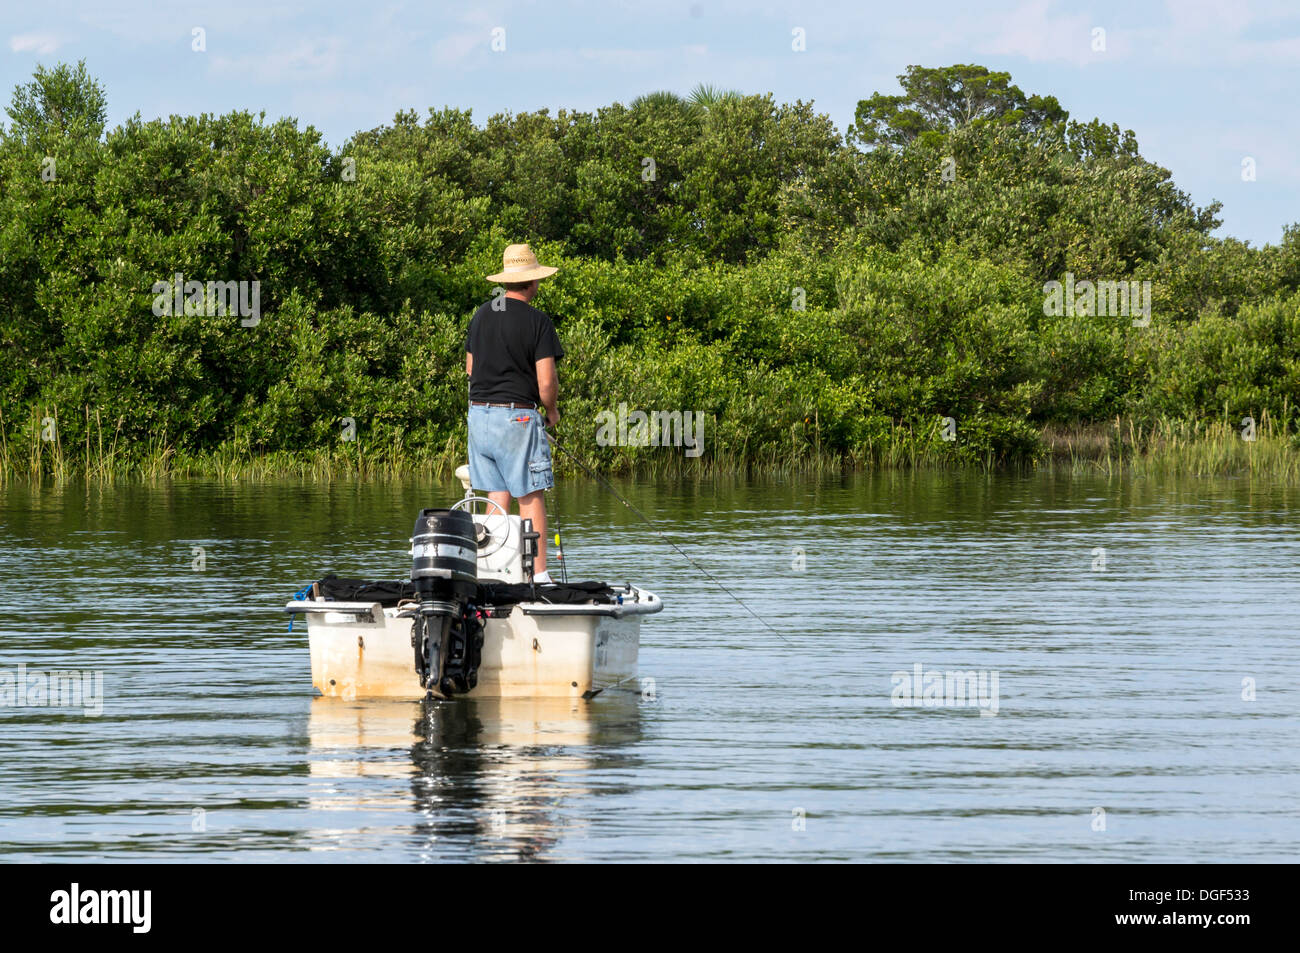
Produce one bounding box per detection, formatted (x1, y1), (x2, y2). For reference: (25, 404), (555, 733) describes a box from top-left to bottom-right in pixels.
(545, 430), (788, 641)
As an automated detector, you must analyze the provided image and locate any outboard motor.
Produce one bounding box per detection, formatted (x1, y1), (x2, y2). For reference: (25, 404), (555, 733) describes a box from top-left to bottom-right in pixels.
(410, 508), (483, 698)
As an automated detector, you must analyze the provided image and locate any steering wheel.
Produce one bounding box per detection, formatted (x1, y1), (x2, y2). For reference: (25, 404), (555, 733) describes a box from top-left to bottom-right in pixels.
(451, 495), (510, 558)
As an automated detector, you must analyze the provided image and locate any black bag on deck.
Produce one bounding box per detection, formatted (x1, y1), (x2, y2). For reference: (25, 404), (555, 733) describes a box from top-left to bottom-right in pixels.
(315, 574), (416, 606)
(313, 573), (616, 609)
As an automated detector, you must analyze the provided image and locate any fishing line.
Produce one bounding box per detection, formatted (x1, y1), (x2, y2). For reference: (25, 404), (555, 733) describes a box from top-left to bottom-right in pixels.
(545, 430), (790, 642)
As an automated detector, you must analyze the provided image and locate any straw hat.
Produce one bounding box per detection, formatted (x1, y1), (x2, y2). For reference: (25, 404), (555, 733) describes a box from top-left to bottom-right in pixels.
(485, 243), (558, 283)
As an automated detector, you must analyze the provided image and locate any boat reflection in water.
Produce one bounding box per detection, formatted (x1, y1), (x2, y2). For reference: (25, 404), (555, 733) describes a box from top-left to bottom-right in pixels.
(307, 691), (643, 861)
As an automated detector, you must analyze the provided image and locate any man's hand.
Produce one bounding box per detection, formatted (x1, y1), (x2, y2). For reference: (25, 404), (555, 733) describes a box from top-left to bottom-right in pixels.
(546, 406), (560, 428)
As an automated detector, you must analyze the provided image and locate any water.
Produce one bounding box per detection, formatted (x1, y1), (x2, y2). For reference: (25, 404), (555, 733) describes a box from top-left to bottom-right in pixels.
(1, 472), (1297, 862)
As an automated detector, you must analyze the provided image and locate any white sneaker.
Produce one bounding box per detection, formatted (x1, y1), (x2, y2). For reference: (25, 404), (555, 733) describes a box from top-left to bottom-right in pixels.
(533, 571), (553, 584)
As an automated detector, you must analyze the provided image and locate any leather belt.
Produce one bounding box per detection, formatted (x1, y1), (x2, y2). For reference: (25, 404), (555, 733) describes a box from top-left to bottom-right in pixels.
(470, 400), (537, 410)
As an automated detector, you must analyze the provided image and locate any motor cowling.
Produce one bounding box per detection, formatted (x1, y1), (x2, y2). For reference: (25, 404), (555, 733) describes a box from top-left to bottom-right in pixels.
(410, 508), (483, 697)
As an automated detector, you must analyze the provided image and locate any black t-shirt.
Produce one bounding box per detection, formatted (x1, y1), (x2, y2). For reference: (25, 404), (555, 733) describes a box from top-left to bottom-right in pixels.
(464, 297), (564, 405)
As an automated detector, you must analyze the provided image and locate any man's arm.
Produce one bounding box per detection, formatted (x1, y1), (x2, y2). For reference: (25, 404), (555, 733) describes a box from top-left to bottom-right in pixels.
(466, 352), (473, 376)
(536, 356), (559, 427)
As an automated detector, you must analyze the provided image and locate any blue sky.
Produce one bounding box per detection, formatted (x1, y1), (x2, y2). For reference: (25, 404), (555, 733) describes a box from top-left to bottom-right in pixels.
(5, 0), (1298, 246)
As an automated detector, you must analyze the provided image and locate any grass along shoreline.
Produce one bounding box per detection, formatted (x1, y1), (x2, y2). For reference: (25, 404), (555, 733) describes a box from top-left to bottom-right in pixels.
(1039, 414), (1300, 479)
(3, 408), (1298, 484)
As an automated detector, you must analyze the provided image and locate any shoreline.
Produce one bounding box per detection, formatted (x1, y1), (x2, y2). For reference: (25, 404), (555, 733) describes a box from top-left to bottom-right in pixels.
(4, 419), (1297, 484)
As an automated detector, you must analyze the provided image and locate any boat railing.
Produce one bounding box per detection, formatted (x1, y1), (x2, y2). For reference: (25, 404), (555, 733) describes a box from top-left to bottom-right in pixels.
(283, 600), (384, 624)
(284, 587), (663, 622)
(520, 587), (663, 619)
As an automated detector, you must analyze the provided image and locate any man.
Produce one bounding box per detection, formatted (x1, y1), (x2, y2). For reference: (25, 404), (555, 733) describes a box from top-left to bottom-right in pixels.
(465, 243), (563, 583)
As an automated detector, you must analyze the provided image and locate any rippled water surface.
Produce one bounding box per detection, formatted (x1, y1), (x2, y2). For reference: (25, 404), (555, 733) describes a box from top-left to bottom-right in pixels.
(1, 472), (1297, 862)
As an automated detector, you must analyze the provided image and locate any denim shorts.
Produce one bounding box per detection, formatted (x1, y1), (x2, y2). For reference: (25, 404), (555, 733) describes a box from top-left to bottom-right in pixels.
(467, 404), (554, 498)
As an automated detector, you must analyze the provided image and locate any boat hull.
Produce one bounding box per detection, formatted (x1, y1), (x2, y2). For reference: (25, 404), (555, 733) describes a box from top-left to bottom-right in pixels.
(304, 604), (644, 700)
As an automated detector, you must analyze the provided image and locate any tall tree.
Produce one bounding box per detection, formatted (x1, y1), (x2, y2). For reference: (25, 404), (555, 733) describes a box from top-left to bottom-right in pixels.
(849, 64), (1067, 148)
(686, 82), (744, 121)
(3, 59), (107, 149)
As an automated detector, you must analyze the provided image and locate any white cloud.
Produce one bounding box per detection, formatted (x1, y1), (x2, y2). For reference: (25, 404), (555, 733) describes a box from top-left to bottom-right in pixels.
(434, 31), (487, 65)
(1140, 0), (1300, 66)
(977, 0), (1095, 66)
(74, 1), (306, 48)
(431, 9), (499, 66)
(10, 33), (62, 55)
(573, 46), (680, 69)
(210, 37), (346, 84)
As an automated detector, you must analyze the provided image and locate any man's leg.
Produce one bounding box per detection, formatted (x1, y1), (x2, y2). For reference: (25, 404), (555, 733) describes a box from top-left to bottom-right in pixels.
(487, 490), (548, 577)
(517, 489), (548, 574)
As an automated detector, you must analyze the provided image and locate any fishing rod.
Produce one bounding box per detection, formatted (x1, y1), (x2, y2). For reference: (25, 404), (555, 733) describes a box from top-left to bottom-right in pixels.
(549, 486), (569, 584)
(544, 429), (789, 641)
